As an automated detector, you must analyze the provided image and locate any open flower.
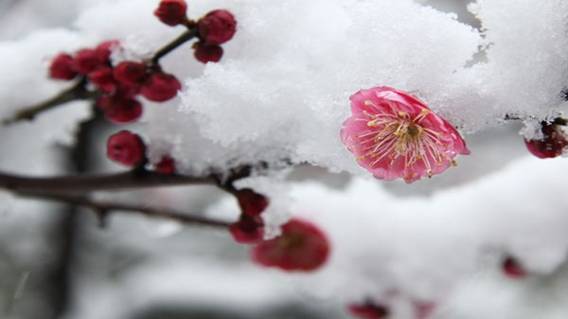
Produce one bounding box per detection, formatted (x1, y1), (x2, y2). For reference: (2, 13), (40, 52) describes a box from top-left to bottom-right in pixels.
(341, 86), (469, 183)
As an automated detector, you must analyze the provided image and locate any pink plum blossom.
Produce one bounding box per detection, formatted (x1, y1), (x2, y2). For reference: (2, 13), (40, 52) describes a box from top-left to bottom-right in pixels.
(341, 86), (469, 183)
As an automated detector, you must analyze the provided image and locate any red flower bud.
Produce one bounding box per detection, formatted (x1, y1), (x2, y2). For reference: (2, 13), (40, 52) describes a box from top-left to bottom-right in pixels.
(235, 188), (269, 217)
(155, 155), (176, 174)
(348, 303), (390, 319)
(95, 40), (119, 63)
(502, 256), (527, 279)
(113, 61), (148, 87)
(194, 42), (223, 63)
(524, 119), (568, 159)
(198, 9), (237, 45)
(74, 49), (106, 74)
(252, 218), (330, 272)
(88, 67), (117, 94)
(98, 96), (143, 124)
(107, 130), (146, 166)
(141, 72), (181, 102)
(154, 0), (188, 26)
(49, 53), (78, 80)
(230, 215), (264, 244)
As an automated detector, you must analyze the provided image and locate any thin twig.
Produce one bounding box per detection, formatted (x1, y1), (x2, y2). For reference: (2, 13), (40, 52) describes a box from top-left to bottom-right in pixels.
(149, 28), (199, 67)
(20, 192), (231, 228)
(2, 79), (96, 125)
(0, 170), (217, 196)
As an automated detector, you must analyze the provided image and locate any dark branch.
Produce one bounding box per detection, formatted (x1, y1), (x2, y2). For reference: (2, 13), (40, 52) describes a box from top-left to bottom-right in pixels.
(21, 192), (231, 228)
(2, 79), (96, 125)
(0, 170), (217, 196)
(150, 28), (199, 66)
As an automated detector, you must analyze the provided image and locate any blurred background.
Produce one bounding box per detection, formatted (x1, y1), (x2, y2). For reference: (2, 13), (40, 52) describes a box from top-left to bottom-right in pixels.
(0, 1), (502, 319)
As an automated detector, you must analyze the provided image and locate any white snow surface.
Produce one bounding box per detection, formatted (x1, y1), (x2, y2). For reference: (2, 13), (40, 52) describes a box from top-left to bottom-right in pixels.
(2, 0), (568, 175)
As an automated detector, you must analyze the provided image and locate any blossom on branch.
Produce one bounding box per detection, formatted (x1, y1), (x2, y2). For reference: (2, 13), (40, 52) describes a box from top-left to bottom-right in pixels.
(341, 86), (469, 183)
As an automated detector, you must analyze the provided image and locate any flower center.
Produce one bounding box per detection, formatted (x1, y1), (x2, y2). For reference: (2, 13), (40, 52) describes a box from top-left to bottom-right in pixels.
(359, 104), (450, 179)
(407, 123), (420, 137)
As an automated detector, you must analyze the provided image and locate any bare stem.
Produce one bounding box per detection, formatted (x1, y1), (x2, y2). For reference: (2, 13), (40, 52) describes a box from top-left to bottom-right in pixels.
(0, 170), (217, 196)
(149, 28), (198, 67)
(2, 79), (96, 125)
(21, 192), (231, 228)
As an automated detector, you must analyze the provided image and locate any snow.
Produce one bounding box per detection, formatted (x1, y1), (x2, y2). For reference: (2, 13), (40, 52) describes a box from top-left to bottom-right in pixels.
(283, 155), (568, 318)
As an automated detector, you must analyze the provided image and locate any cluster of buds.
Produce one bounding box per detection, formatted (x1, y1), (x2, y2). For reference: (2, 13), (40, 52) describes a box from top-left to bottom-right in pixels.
(49, 41), (182, 124)
(228, 190), (330, 272)
(49, 41), (116, 81)
(48, 1), (237, 127)
(49, 2), (238, 170)
(106, 130), (176, 173)
(524, 118), (568, 159)
(99, 60), (181, 123)
(154, 0), (237, 63)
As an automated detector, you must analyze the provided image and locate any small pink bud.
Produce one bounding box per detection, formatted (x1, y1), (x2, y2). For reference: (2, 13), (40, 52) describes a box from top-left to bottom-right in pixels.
(235, 188), (269, 217)
(194, 42), (224, 63)
(106, 131), (146, 166)
(113, 61), (148, 87)
(154, 0), (188, 26)
(198, 9), (237, 45)
(88, 67), (117, 94)
(155, 155), (176, 174)
(141, 72), (182, 102)
(502, 256), (527, 279)
(524, 119), (568, 159)
(49, 53), (78, 80)
(348, 303), (390, 319)
(252, 218), (330, 272)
